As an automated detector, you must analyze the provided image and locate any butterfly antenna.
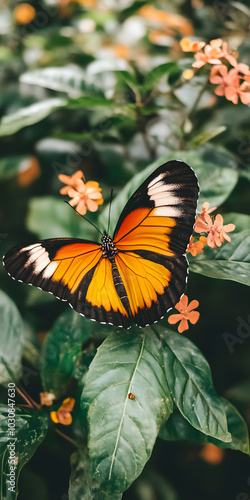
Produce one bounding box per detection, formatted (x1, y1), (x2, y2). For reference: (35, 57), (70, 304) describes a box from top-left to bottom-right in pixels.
(107, 187), (114, 235)
(64, 201), (103, 236)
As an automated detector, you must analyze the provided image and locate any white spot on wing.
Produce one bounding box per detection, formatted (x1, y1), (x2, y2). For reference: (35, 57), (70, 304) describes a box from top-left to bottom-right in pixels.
(31, 253), (50, 272)
(147, 183), (177, 196)
(154, 206), (182, 217)
(147, 173), (165, 189)
(26, 247), (46, 265)
(42, 261), (58, 278)
(148, 179), (182, 217)
(21, 243), (40, 252)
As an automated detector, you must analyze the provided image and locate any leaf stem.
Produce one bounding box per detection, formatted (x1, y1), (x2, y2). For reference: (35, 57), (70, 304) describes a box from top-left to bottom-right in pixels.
(55, 428), (78, 447)
(180, 76), (210, 137)
(0, 356), (40, 409)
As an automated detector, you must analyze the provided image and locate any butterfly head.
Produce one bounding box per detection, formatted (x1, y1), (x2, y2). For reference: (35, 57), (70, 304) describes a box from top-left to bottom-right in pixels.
(101, 233), (117, 259)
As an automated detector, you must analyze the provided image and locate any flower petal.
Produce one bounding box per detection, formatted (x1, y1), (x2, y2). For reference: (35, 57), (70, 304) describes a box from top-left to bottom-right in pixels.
(60, 186), (71, 195)
(50, 411), (59, 424)
(188, 311), (200, 324)
(86, 198), (99, 212)
(178, 319), (189, 333)
(194, 218), (208, 233)
(186, 299), (199, 312)
(223, 223), (235, 233)
(58, 413), (73, 426)
(168, 313), (182, 325)
(175, 294), (188, 312)
(76, 199), (87, 215)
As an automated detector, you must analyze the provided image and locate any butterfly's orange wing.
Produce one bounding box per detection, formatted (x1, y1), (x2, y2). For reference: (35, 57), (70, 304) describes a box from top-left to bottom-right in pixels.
(3, 238), (130, 327)
(112, 160), (199, 327)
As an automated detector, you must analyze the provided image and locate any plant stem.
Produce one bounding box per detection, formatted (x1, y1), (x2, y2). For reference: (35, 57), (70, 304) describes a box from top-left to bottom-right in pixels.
(188, 76), (210, 119)
(181, 76), (210, 129)
(180, 76), (210, 148)
(55, 428), (78, 448)
(136, 107), (156, 160)
(0, 356), (40, 409)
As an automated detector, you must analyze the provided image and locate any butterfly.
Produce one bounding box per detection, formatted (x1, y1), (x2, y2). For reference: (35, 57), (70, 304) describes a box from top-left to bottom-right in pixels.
(3, 160), (199, 328)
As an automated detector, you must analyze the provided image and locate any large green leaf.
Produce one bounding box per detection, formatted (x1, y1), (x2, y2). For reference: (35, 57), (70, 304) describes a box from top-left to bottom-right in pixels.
(190, 213), (250, 286)
(0, 406), (48, 500)
(0, 291), (23, 385)
(159, 400), (249, 454)
(69, 450), (122, 500)
(81, 327), (173, 494)
(27, 196), (99, 240)
(0, 98), (67, 137)
(40, 309), (94, 398)
(20, 67), (103, 97)
(99, 150), (239, 234)
(162, 329), (231, 443)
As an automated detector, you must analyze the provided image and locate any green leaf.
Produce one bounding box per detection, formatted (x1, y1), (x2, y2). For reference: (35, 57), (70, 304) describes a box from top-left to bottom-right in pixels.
(81, 327), (173, 494)
(40, 309), (94, 398)
(0, 99), (67, 137)
(20, 67), (102, 97)
(68, 95), (114, 109)
(159, 399), (249, 454)
(143, 63), (177, 91)
(99, 150), (238, 234)
(162, 329), (231, 443)
(115, 70), (139, 95)
(191, 126), (227, 146)
(27, 196), (99, 240)
(0, 291), (23, 385)
(69, 449), (122, 500)
(0, 406), (48, 500)
(0, 156), (33, 180)
(190, 213), (250, 286)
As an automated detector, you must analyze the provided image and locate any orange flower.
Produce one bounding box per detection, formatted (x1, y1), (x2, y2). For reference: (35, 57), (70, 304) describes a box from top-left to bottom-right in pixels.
(195, 213), (235, 248)
(59, 170), (103, 215)
(168, 295), (200, 333)
(40, 392), (55, 407)
(180, 38), (205, 52)
(237, 81), (250, 105)
(18, 156), (41, 186)
(13, 3), (35, 24)
(192, 39), (224, 68)
(210, 65), (250, 104)
(139, 6), (193, 35)
(200, 443), (225, 464)
(197, 201), (217, 221)
(50, 397), (75, 426)
(112, 44), (130, 60)
(220, 41), (238, 67)
(186, 236), (204, 256)
(215, 214), (236, 243)
(182, 69), (195, 80)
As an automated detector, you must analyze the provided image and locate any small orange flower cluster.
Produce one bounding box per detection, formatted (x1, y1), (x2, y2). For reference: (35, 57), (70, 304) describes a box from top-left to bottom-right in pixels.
(194, 202), (235, 249)
(180, 38), (250, 105)
(170, 202), (236, 334)
(51, 397), (75, 426)
(59, 170), (103, 216)
(40, 392), (55, 407)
